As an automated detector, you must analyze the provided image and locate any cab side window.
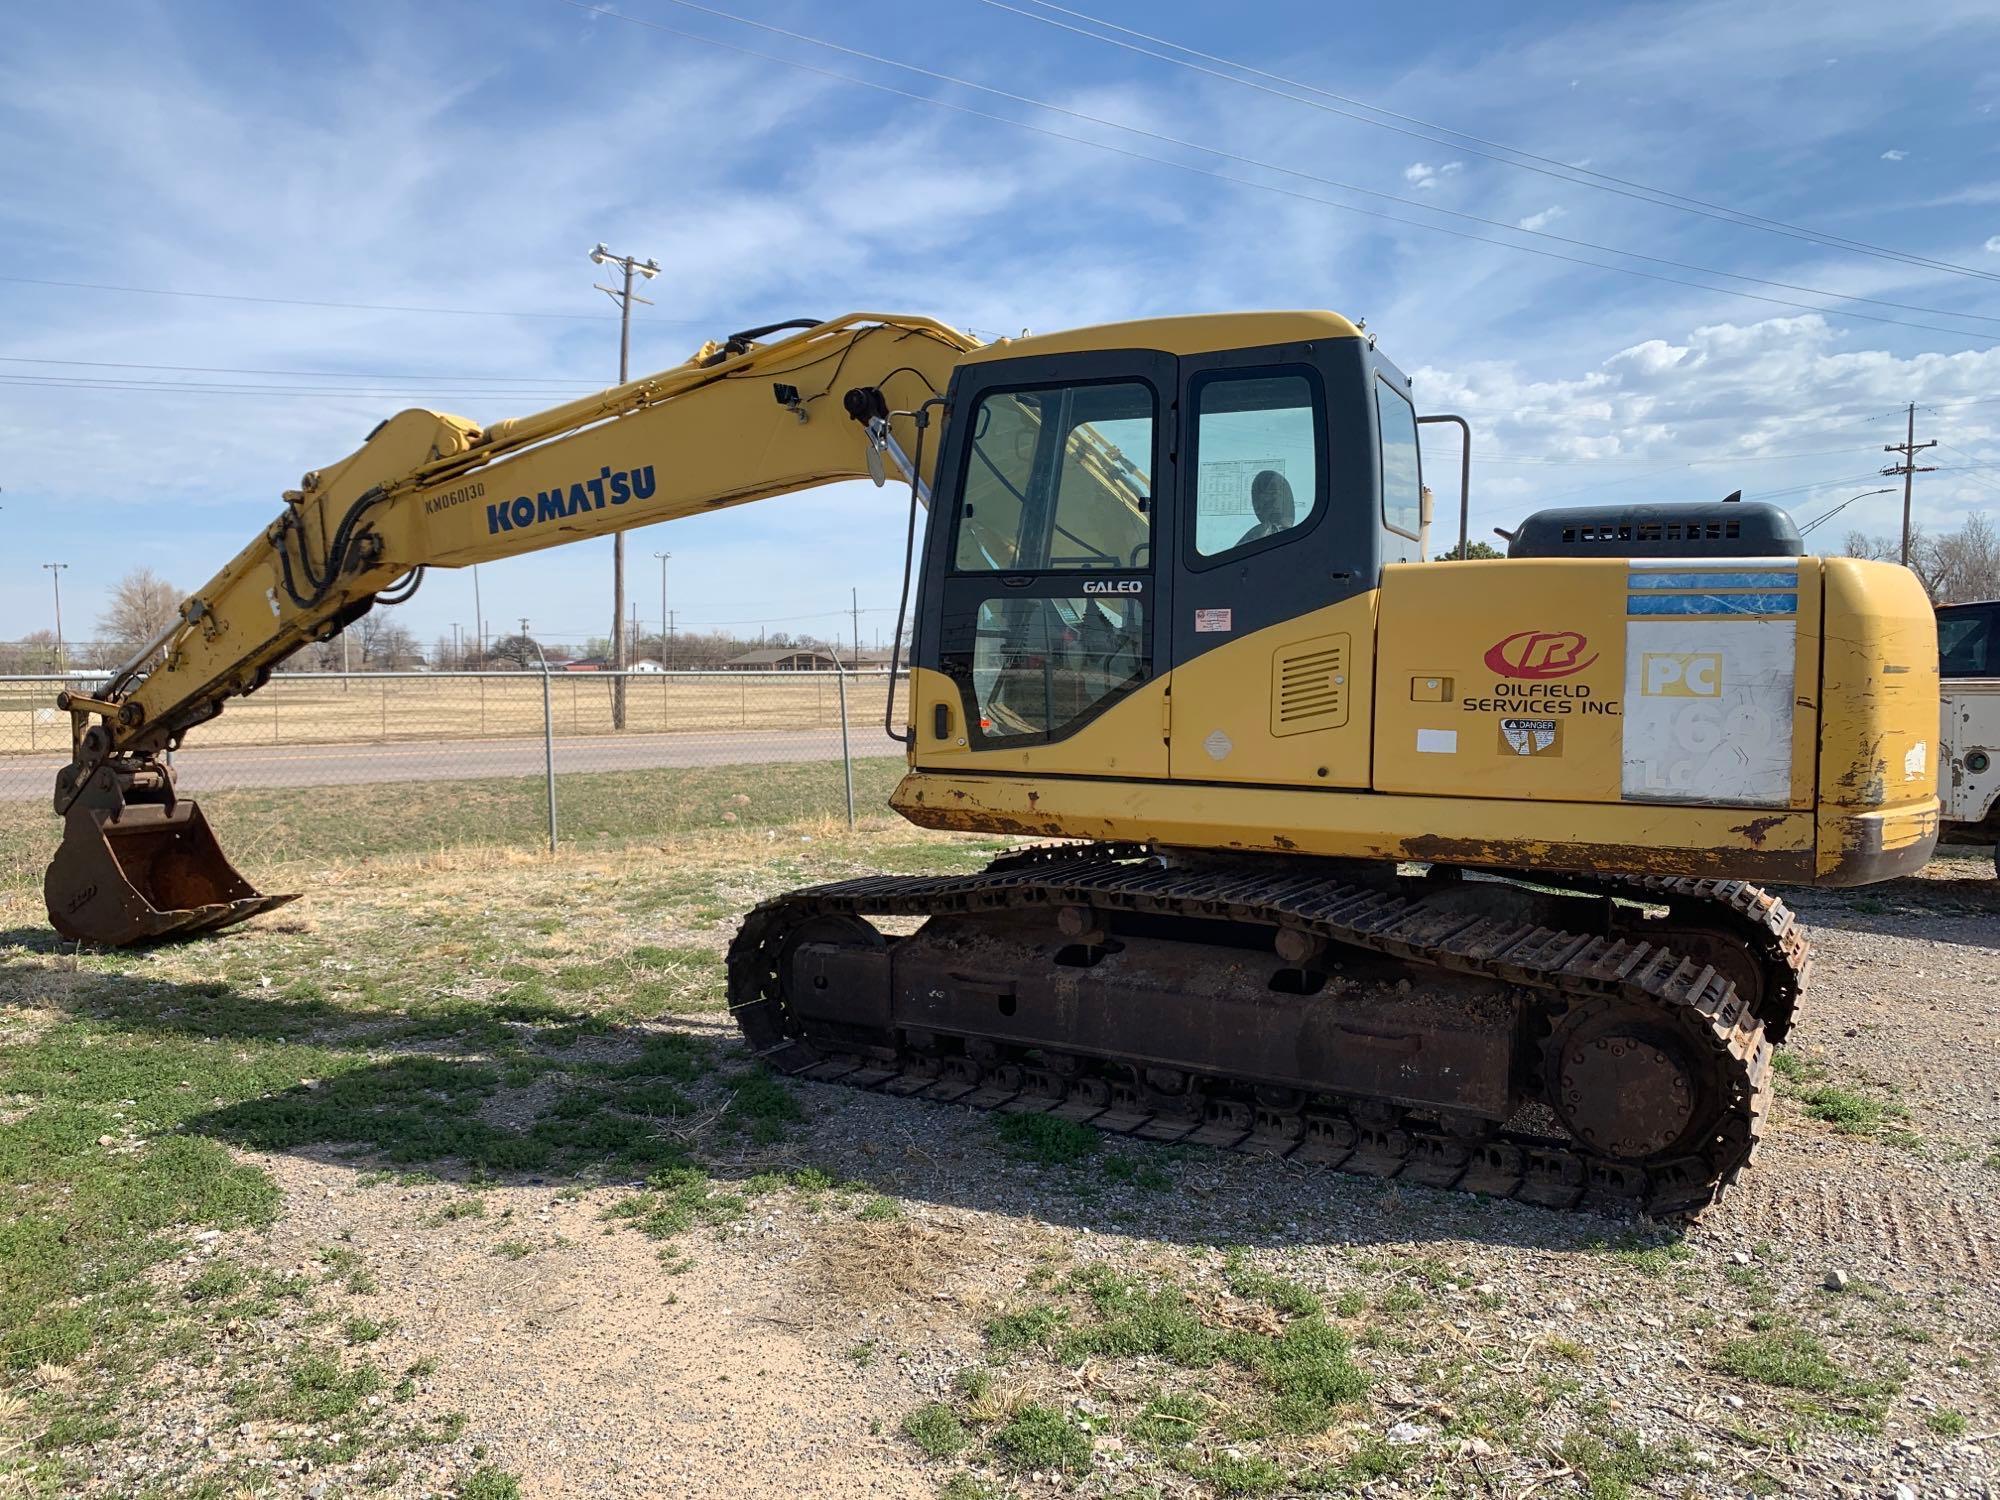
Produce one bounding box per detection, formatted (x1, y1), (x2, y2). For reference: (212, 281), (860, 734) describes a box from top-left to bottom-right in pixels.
(1377, 378), (1424, 540)
(1940, 605), (1998, 678)
(1188, 372), (1321, 563)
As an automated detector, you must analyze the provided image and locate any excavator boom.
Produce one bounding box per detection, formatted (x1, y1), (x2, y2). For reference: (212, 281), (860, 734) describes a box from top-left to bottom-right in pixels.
(46, 313), (976, 943)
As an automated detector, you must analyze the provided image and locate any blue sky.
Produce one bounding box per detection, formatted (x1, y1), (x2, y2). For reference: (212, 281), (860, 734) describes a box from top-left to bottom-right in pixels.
(3, 0), (1998, 653)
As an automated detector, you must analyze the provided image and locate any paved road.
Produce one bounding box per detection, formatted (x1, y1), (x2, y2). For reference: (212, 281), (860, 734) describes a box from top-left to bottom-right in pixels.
(0, 725), (904, 801)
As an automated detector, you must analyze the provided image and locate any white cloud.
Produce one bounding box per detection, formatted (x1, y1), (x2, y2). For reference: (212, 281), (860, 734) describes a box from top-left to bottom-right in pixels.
(1881, 148), (1909, 161)
(1985, 235), (2000, 253)
(1412, 313), (2000, 539)
(1402, 160), (1465, 190)
(1518, 206), (1566, 232)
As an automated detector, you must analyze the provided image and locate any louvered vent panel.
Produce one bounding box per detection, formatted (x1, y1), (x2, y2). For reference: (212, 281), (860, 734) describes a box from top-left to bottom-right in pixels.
(1270, 633), (1350, 737)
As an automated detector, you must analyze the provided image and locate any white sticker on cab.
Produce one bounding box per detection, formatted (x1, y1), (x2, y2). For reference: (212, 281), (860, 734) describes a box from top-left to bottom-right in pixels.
(1194, 608), (1233, 633)
(1416, 728), (1458, 754)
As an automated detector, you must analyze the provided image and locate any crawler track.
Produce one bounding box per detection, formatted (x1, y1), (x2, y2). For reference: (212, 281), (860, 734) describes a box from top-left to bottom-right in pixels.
(728, 844), (1799, 1217)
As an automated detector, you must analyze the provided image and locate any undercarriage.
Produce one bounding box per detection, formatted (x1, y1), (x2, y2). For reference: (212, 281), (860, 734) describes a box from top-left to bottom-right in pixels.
(727, 844), (1808, 1218)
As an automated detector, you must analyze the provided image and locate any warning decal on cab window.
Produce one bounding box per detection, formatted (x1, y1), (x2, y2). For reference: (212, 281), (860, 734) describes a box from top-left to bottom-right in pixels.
(1194, 608), (1233, 633)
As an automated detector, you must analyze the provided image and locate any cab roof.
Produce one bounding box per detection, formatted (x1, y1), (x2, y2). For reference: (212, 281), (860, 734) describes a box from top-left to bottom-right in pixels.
(960, 310), (1365, 363)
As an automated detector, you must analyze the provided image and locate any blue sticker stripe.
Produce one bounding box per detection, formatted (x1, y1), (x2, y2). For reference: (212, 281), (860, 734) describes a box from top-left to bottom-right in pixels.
(1627, 593), (1798, 616)
(1627, 572), (1800, 590)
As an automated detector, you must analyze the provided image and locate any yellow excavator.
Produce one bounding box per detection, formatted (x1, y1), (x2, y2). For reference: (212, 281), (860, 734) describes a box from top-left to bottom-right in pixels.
(44, 310), (1939, 1215)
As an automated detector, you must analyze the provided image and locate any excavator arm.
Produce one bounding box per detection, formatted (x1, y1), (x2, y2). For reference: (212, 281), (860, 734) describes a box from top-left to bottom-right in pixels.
(46, 313), (977, 943)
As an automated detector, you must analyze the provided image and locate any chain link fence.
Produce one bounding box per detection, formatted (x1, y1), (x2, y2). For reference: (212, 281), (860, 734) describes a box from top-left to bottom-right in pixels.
(0, 670), (908, 885)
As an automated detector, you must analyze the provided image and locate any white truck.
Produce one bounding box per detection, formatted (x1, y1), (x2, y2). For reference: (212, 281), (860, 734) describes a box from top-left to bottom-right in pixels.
(1939, 599), (2000, 874)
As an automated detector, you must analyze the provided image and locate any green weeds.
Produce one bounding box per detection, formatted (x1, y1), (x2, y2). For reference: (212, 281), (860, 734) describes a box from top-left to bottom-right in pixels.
(993, 1404), (1093, 1473)
(1558, 1426), (1697, 1500)
(902, 1401), (972, 1458)
(1714, 1323), (1899, 1403)
(993, 1112), (1100, 1166)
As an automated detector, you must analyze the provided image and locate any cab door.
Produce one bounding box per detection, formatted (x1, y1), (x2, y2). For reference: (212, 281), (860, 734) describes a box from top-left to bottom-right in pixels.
(1166, 339), (1382, 789)
(910, 350), (1176, 779)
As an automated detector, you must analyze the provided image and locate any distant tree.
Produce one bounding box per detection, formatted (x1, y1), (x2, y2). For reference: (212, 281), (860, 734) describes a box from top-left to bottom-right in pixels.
(1930, 512), (1999, 603)
(0, 629), (61, 673)
(1433, 541), (1504, 561)
(1843, 512), (1996, 603)
(356, 614), (422, 669)
(486, 633), (541, 668)
(97, 567), (181, 653)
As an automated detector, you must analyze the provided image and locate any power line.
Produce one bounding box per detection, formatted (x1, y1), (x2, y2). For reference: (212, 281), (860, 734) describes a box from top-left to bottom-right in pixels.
(1933, 441), (2000, 497)
(1472, 445), (1875, 468)
(580, 0), (2000, 344)
(0, 273), (707, 324)
(982, 0), (2000, 287)
(0, 374), (602, 401)
(0, 354), (604, 384)
(653, 0), (2000, 330)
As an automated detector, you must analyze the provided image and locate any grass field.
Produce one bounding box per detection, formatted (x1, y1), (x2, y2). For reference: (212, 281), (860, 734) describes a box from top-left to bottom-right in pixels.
(0, 825), (1009, 1496)
(0, 755), (909, 893)
(5, 815), (1998, 1495)
(0, 673), (898, 757)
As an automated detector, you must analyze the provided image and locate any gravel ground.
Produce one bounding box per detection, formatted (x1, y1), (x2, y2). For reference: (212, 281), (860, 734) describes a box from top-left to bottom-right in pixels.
(7, 836), (1998, 1499)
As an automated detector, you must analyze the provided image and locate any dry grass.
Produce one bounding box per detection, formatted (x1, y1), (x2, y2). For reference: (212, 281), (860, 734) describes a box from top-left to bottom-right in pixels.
(0, 673), (897, 757)
(0, 754), (909, 891)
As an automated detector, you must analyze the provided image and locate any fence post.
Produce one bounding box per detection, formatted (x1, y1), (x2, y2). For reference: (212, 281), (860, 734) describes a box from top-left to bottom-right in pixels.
(531, 649), (558, 853)
(836, 668), (855, 828)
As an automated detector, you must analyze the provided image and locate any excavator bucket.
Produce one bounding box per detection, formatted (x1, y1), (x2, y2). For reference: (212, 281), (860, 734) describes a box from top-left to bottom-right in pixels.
(45, 800), (298, 945)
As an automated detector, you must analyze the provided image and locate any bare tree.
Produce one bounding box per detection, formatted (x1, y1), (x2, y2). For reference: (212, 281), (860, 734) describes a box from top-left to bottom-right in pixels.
(356, 614), (422, 669)
(1843, 514), (1995, 603)
(1930, 512), (1999, 603)
(0, 630), (62, 673)
(96, 568), (181, 654)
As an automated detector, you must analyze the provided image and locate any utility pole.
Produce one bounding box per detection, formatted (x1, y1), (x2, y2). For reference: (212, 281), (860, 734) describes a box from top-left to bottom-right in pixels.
(851, 587), (861, 668)
(653, 551), (671, 668)
(41, 563), (68, 673)
(1883, 402), (1937, 567)
(667, 609), (676, 669)
(452, 623), (463, 667)
(589, 242), (660, 727)
(472, 565), (486, 663)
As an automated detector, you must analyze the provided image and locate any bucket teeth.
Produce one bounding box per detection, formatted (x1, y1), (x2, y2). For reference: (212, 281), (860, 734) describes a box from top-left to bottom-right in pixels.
(44, 798), (297, 947)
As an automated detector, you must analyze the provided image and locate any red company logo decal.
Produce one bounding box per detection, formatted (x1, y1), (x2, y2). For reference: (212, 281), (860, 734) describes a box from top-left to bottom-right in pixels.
(1484, 630), (1599, 680)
